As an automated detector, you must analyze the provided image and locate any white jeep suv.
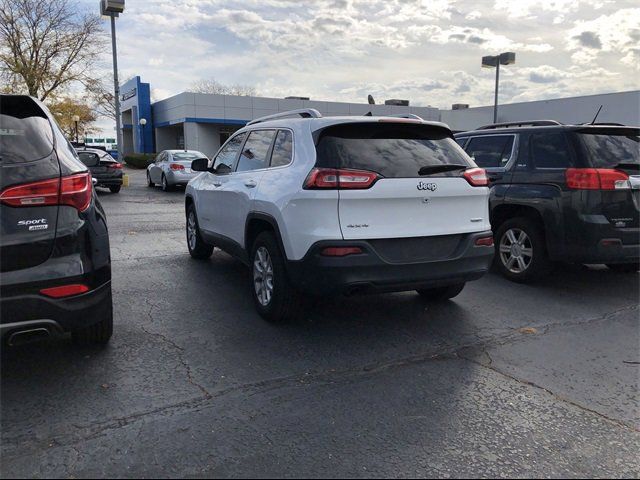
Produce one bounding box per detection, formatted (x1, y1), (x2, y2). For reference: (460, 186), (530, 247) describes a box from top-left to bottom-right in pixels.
(185, 109), (494, 321)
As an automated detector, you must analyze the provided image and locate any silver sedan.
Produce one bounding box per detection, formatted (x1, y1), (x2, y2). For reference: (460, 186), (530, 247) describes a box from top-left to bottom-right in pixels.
(147, 150), (208, 191)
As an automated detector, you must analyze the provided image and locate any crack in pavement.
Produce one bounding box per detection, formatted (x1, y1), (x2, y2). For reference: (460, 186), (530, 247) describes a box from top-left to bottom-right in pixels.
(3, 302), (637, 459)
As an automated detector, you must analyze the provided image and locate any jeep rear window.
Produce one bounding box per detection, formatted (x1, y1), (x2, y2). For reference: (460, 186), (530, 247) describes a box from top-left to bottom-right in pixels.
(315, 123), (473, 178)
(0, 96), (54, 164)
(578, 131), (640, 168)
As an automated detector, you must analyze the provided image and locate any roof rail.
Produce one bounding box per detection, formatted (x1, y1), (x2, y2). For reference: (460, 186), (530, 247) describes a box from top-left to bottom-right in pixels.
(247, 108), (322, 126)
(477, 120), (562, 130)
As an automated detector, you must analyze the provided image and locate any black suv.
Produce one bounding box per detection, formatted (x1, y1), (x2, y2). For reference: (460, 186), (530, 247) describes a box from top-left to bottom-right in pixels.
(0, 95), (113, 346)
(455, 120), (639, 282)
(76, 147), (123, 193)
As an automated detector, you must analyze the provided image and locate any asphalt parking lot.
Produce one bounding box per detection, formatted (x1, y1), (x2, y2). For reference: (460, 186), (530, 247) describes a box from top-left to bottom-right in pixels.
(1, 167), (639, 478)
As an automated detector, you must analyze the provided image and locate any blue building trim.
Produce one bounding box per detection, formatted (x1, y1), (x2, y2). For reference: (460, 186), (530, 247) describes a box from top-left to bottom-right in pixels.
(119, 76), (153, 154)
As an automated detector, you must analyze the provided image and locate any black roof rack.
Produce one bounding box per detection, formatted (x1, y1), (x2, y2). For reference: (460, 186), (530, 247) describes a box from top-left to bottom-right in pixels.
(477, 120), (562, 130)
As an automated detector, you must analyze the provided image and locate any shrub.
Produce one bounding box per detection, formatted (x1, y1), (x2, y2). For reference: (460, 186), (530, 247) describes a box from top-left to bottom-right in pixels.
(124, 153), (156, 169)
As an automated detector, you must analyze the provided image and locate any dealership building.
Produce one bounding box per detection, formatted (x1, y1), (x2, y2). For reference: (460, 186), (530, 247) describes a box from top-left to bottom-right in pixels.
(118, 76), (640, 158)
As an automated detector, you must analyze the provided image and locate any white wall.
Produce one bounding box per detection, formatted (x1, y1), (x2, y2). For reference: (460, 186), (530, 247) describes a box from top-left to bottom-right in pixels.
(441, 90), (640, 131)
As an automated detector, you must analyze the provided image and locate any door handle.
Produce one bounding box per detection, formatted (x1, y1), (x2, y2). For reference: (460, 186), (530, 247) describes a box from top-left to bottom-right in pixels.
(244, 179), (257, 188)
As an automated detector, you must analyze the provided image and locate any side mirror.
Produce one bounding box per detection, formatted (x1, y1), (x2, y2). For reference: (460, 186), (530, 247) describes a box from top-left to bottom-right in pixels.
(191, 158), (209, 172)
(215, 163), (232, 175)
(92, 177), (98, 186)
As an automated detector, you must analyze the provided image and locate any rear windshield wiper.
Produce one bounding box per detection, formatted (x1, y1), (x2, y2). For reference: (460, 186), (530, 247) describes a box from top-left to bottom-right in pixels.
(418, 164), (468, 176)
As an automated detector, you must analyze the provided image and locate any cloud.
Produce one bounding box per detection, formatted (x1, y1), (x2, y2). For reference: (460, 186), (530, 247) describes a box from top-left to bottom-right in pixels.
(575, 31), (602, 49)
(78, 0), (639, 133)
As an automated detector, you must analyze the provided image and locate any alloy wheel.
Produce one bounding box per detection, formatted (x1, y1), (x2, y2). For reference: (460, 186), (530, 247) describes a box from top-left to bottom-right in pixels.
(253, 246), (274, 306)
(187, 212), (197, 251)
(499, 228), (533, 274)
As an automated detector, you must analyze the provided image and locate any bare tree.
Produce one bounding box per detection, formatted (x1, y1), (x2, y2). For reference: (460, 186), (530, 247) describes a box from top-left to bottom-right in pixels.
(189, 78), (257, 97)
(85, 77), (117, 121)
(0, 0), (105, 101)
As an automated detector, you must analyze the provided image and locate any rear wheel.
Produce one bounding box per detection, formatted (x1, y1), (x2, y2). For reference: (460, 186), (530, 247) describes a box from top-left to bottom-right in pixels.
(161, 174), (172, 192)
(109, 185), (121, 193)
(251, 231), (304, 322)
(607, 263), (640, 273)
(186, 205), (213, 259)
(416, 283), (465, 301)
(72, 289), (113, 345)
(147, 171), (154, 187)
(495, 217), (552, 283)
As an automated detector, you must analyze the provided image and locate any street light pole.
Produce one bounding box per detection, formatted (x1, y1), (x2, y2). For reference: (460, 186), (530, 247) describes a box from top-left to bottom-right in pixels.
(110, 14), (122, 161)
(72, 114), (80, 143)
(139, 118), (147, 153)
(482, 52), (516, 124)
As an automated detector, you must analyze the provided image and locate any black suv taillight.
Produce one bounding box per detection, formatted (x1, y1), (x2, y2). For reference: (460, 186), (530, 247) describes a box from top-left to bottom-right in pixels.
(0, 172), (92, 211)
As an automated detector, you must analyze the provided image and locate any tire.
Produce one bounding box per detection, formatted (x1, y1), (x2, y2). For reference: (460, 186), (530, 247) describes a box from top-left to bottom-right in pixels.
(186, 204), (214, 259)
(494, 217), (553, 283)
(250, 231), (304, 323)
(161, 174), (172, 192)
(147, 171), (154, 187)
(607, 263), (640, 273)
(109, 185), (121, 193)
(416, 283), (465, 301)
(72, 288), (113, 345)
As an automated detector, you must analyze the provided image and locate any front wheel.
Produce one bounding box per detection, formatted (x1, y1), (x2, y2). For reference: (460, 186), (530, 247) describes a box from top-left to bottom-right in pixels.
(494, 217), (552, 283)
(109, 185), (121, 193)
(607, 263), (640, 273)
(186, 205), (213, 259)
(251, 231), (304, 322)
(416, 283), (465, 301)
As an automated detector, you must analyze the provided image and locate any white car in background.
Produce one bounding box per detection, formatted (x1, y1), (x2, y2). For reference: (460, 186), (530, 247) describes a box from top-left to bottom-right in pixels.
(147, 150), (208, 191)
(185, 109), (494, 322)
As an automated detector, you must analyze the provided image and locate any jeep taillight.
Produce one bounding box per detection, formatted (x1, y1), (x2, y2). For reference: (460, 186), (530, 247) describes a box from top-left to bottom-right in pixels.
(566, 168), (629, 190)
(303, 168), (379, 189)
(0, 173), (92, 211)
(462, 168), (489, 187)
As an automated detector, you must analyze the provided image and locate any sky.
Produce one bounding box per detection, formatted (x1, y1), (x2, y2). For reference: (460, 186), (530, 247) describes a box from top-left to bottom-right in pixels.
(85, 0), (639, 132)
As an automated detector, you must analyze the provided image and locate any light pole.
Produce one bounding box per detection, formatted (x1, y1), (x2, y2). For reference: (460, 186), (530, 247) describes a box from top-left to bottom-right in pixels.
(72, 114), (80, 143)
(139, 118), (147, 153)
(100, 1), (125, 160)
(482, 52), (516, 123)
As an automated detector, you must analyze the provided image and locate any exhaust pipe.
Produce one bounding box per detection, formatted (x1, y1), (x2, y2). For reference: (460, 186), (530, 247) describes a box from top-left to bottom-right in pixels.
(7, 328), (51, 346)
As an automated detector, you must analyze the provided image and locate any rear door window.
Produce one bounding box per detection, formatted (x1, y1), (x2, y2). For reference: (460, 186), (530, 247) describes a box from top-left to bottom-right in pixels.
(530, 133), (573, 168)
(0, 96), (54, 164)
(236, 130), (275, 172)
(315, 123), (473, 178)
(464, 135), (514, 168)
(269, 130), (293, 168)
(213, 133), (246, 172)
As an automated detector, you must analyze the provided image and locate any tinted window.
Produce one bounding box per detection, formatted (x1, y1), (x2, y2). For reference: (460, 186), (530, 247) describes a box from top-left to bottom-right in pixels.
(0, 96), (54, 164)
(270, 130), (293, 168)
(530, 133), (572, 168)
(315, 123), (473, 178)
(578, 132), (639, 167)
(236, 130), (275, 172)
(213, 133), (246, 171)
(465, 135), (514, 168)
(173, 151), (204, 161)
(78, 152), (100, 167)
(455, 138), (467, 147)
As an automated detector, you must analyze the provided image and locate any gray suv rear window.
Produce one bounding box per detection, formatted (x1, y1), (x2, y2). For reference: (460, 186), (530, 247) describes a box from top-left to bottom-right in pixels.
(0, 96), (54, 164)
(315, 123), (473, 178)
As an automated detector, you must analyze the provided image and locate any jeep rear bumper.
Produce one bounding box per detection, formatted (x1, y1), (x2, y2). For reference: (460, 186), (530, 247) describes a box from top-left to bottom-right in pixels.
(286, 231), (494, 295)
